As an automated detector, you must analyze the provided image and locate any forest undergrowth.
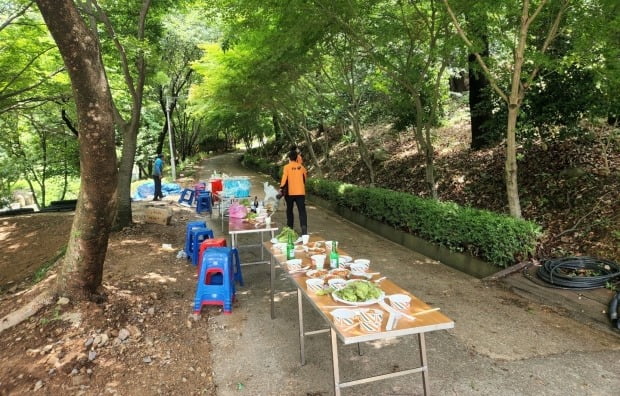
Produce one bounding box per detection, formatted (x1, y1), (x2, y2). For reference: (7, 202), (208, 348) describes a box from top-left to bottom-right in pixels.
(280, 119), (619, 263)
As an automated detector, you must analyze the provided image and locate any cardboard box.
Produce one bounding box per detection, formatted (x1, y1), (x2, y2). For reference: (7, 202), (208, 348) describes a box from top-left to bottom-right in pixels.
(145, 207), (172, 225)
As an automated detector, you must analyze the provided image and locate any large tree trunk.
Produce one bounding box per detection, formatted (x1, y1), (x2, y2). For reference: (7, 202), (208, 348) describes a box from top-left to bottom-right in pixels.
(36, 0), (118, 300)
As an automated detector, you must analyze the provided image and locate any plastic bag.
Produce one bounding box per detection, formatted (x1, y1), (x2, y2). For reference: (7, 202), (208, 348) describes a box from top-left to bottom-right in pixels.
(263, 182), (279, 202)
(228, 202), (248, 218)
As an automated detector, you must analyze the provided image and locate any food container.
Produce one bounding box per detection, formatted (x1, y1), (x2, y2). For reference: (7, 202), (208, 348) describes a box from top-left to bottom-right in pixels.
(359, 309), (383, 333)
(286, 259), (302, 271)
(329, 268), (350, 278)
(306, 278), (324, 294)
(388, 294), (411, 311)
(351, 259), (370, 272)
(338, 256), (353, 266)
(348, 271), (371, 280)
(331, 309), (357, 327)
(306, 269), (328, 279)
(328, 278), (347, 290)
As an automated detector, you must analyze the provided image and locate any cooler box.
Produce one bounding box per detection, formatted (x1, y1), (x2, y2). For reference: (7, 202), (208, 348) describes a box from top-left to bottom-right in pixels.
(223, 177), (251, 198)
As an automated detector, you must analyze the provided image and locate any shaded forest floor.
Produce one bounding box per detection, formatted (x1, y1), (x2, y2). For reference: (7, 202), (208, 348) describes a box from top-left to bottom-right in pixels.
(281, 118), (619, 262)
(0, 201), (217, 395)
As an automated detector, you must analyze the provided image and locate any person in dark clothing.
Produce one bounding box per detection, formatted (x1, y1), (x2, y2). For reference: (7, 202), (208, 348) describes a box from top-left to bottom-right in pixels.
(280, 150), (308, 235)
(152, 153), (164, 201)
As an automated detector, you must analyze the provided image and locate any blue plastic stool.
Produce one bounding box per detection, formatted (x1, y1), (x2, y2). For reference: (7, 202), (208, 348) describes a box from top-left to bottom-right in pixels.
(202, 247), (236, 294)
(230, 248), (244, 287)
(194, 248), (235, 314)
(178, 188), (195, 206)
(184, 221), (207, 257)
(190, 227), (215, 266)
(196, 191), (212, 215)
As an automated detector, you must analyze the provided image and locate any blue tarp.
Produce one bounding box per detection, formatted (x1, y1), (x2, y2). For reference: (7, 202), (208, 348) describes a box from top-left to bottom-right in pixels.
(132, 181), (183, 201)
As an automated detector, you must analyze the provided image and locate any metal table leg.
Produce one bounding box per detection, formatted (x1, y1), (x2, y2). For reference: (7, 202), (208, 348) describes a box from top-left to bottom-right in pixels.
(298, 289), (306, 365)
(331, 328), (341, 396)
(270, 255), (276, 319)
(419, 332), (430, 395)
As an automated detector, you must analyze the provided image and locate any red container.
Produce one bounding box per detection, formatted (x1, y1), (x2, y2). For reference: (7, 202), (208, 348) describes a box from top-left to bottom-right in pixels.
(210, 179), (223, 194)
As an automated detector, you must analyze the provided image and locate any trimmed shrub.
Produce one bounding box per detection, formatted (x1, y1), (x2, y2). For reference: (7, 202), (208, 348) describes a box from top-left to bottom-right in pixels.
(306, 178), (541, 268)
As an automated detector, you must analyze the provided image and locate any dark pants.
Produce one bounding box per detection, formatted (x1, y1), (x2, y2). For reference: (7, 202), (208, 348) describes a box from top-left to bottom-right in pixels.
(153, 175), (163, 199)
(285, 195), (307, 234)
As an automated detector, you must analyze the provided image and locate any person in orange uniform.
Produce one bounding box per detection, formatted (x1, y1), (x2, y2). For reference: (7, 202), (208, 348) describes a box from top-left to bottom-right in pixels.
(280, 149), (308, 235)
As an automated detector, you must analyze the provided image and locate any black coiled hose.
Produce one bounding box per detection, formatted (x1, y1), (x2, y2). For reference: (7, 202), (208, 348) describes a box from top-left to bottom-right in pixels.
(536, 256), (620, 290)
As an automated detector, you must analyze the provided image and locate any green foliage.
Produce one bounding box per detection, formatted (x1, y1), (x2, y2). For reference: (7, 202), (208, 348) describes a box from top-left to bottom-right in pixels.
(307, 178), (541, 268)
(240, 153), (281, 181)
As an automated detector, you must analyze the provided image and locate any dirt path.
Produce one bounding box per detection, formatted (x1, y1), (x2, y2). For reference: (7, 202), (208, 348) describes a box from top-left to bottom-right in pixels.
(204, 153), (620, 395)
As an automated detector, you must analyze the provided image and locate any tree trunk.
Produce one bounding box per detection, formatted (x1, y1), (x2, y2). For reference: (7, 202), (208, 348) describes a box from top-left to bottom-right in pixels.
(505, 104), (521, 218)
(105, 0), (150, 230)
(115, 121), (139, 229)
(298, 124), (324, 178)
(349, 110), (375, 186)
(469, 35), (494, 150)
(36, 0), (118, 300)
(504, 2), (529, 219)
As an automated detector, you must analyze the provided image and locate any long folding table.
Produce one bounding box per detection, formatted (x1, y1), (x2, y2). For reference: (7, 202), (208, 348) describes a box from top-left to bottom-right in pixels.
(228, 217), (278, 266)
(265, 234), (454, 395)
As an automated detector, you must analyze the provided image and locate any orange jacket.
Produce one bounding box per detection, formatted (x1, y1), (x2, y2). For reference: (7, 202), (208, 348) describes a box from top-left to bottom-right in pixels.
(280, 160), (307, 196)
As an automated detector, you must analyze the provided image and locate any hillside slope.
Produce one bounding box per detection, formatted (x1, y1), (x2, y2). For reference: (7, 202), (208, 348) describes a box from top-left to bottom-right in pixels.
(281, 120), (619, 262)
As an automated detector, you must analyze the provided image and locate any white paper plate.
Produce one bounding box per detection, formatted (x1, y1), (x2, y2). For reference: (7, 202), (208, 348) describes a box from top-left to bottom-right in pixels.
(331, 291), (385, 306)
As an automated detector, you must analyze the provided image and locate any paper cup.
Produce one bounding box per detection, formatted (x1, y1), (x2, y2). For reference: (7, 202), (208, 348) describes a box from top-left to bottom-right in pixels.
(328, 278), (347, 290)
(388, 294), (411, 311)
(306, 278), (324, 294)
(287, 259), (302, 271)
(301, 234), (310, 245)
(311, 254), (326, 270)
(359, 309), (383, 333)
(331, 309), (357, 327)
(265, 217), (271, 227)
(350, 261), (370, 273)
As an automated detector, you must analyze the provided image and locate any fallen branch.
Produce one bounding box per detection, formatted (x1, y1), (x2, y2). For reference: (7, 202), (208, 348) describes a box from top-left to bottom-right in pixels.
(555, 191), (612, 239)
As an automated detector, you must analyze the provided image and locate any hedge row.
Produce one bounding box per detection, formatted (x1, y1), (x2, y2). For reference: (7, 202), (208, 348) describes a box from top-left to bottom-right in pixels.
(241, 153), (540, 268)
(306, 178), (541, 268)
